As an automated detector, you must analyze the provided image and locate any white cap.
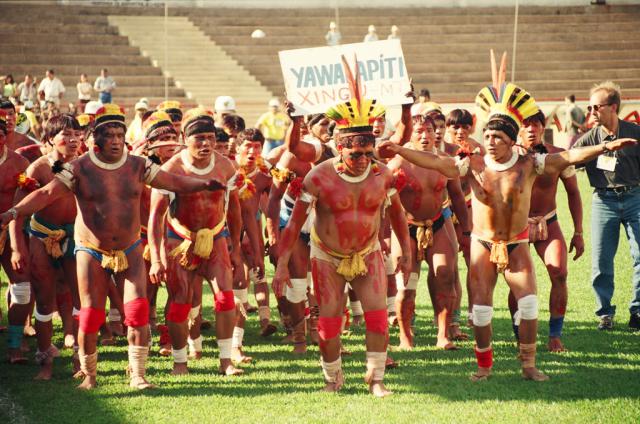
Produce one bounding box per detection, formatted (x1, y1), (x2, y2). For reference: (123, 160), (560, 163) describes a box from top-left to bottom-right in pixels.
(134, 97), (149, 111)
(84, 100), (103, 115)
(214, 96), (236, 113)
(391, 25), (399, 32)
(368, 25), (376, 32)
(251, 29), (266, 39)
(268, 98), (280, 108)
(410, 103), (423, 117)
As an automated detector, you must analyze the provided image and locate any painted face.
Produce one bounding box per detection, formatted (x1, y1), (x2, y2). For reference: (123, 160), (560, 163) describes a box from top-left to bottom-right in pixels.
(97, 125), (126, 161)
(588, 90), (616, 128)
(372, 117), (386, 137)
(237, 139), (263, 168)
(433, 118), (446, 148)
(151, 133), (180, 163)
(411, 120), (436, 151)
(311, 118), (331, 143)
(447, 123), (472, 145)
(483, 129), (513, 161)
(339, 136), (375, 176)
(520, 118), (544, 148)
(185, 131), (215, 161)
(51, 127), (79, 157)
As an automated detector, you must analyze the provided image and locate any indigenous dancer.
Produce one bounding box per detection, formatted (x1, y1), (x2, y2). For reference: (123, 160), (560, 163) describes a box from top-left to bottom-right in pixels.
(511, 109), (584, 352)
(1, 100), (42, 162)
(0, 109), (32, 364)
(10, 115), (81, 380)
(147, 108), (244, 376)
(377, 52), (635, 382)
(1, 104), (225, 390)
(273, 60), (411, 397)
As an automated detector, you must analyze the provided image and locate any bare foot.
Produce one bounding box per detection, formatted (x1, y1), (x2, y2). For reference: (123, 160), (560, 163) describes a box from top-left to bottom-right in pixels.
(158, 344), (172, 357)
(8, 348), (28, 364)
(436, 338), (459, 351)
(449, 324), (469, 341)
(64, 334), (75, 349)
(259, 321), (277, 337)
(522, 367), (549, 381)
(368, 380), (393, 397)
(397, 340), (414, 351)
(385, 356), (399, 369)
(109, 321), (125, 337)
(547, 337), (566, 353)
(34, 363), (53, 380)
(76, 375), (97, 390)
(219, 361), (244, 376)
(231, 347), (253, 364)
(171, 363), (189, 375)
(130, 376), (157, 389)
(188, 351), (202, 360)
(72, 369), (86, 380)
(352, 315), (364, 327)
(292, 342), (307, 355)
(470, 367), (492, 382)
(321, 370), (344, 393)
(23, 324), (36, 337)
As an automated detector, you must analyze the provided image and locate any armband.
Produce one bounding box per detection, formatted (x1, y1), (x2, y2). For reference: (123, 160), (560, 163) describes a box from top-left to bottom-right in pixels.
(454, 155), (470, 177)
(533, 153), (547, 175)
(54, 162), (76, 191)
(143, 159), (161, 184)
(560, 165), (576, 179)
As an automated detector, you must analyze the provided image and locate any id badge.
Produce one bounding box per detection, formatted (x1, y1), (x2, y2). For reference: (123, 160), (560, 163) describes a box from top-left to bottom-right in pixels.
(597, 155), (616, 172)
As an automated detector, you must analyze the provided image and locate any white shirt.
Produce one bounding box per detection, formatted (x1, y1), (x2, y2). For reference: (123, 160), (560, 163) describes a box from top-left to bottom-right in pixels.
(38, 77), (65, 104)
(364, 33), (379, 42)
(77, 82), (92, 100)
(94, 76), (116, 93)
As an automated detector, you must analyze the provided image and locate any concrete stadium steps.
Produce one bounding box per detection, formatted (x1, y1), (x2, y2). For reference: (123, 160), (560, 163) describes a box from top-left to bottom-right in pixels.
(107, 15), (273, 123)
(188, 6), (640, 103)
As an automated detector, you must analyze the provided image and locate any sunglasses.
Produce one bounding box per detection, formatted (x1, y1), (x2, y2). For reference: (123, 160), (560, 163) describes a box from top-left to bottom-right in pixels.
(587, 103), (611, 113)
(349, 151), (375, 160)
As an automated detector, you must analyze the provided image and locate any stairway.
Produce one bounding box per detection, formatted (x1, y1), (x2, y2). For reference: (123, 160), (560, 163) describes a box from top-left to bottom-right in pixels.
(108, 15), (274, 124)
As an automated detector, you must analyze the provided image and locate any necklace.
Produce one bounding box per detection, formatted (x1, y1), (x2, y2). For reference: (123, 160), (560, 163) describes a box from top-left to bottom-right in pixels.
(333, 157), (371, 183)
(181, 149), (214, 175)
(484, 151), (519, 171)
(89, 147), (128, 170)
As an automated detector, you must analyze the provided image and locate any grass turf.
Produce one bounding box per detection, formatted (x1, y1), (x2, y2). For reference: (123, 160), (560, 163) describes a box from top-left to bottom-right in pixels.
(1, 171), (639, 424)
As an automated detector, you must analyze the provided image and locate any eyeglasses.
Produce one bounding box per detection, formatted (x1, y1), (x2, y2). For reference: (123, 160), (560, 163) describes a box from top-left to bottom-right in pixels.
(587, 103), (611, 113)
(349, 151), (375, 160)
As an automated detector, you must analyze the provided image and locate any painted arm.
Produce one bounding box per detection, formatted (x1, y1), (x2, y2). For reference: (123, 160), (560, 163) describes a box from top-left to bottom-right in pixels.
(388, 90), (415, 145)
(378, 141), (460, 178)
(0, 178), (68, 227)
(265, 179), (286, 248)
(226, 189), (243, 260)
(387, 193), (411, 284)
(285, 116), (317, 162)
(240, 199), (265, 277)
(147, 189), (170, 284)
(561, 174), (585, 260)
(544, 138), (637, 174)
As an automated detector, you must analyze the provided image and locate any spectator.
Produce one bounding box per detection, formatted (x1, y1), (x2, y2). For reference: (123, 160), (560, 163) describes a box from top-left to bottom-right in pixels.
(125, 98), (149, 144)
(571, 81), (640, 331)
(3, 74), (17, 100)
(387, 25), (400, 40)
(17, 74), (37, 104)
(93, 68), (116, 104)
(37, 69), (65, 106)
(324, 21), (341, 46)
(418, 89), (431, 103)
(214, 95), (236, 124)
(364, 25), (379, 42)
(255, 98), (290, 155)
(564, 94), (587, 148)
(77, 73), (92, 112)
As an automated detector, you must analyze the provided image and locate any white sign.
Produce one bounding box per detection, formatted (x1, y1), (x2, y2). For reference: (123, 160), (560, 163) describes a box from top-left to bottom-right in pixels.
(279, 39), (412, 116)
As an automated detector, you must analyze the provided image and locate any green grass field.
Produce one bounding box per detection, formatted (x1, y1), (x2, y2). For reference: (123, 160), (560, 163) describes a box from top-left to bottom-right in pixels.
(1, 172), (639, 424)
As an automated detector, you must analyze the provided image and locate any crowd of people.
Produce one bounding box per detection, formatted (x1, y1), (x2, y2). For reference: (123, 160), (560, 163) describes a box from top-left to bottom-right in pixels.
(1, 51), (639, 398)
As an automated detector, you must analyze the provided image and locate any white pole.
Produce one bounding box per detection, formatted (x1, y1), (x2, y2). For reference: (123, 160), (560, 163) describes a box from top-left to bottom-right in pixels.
(334, 1), (340, 34)
(511, 0), (519, 82)
(164, 1), (169, 101)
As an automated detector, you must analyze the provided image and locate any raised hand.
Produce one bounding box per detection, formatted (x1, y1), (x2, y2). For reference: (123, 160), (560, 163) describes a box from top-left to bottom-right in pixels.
(377, 140), (401, 159)
(605, 138), (637, 151)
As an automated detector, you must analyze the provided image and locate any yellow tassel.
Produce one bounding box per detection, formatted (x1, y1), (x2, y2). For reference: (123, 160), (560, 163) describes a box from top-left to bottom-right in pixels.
(193, 228), (217, 259)
(169, 239), (194, 269)
(490, 242), (509, 274)
(335, 253), (368, 282)
(30, 217), (66, 258)
(414, 222), (434, 261)
(100, 250), (129, 274)
(142, 244), (151, 262)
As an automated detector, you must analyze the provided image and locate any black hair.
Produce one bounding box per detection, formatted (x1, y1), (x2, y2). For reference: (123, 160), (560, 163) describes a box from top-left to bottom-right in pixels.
(484, 117), (518, 143)
(0, 100), (15, 112)
(221, 114), (245, 132)
(215, 127), (229, 143)
(237, 128), (265, 146)
(446, 109), (473, 127)
(43, 114), (81, 145)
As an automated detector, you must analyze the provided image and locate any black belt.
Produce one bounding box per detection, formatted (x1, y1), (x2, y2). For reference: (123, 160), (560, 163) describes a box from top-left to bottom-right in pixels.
(596, 185), (639, 194)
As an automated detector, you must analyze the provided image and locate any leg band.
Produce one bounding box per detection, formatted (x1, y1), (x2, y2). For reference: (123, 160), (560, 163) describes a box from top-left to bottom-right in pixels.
(79, 351), (97, 377)
(215, 290), (236, 312)
(396, 272), (419, 291)
(549, 316), (565, 338)
(233, 288), (248, 304)
(518, 294), (538, 320)
(384, 253), (395, 275)
(217, 338), (232, 359)
(128, 345), (148, 379)
(188, 336), (202, 353)
(321, 357), (342, 383)
(108, 308), (121, 321)
(350, 300), (363, 316)
(474, 345), (493, 369)
(79, 307), (106, 334)
(364, 309), (389, 335)
(318, 316), (342, 341)
(386, 296), (396, 314)
(519, 343), (537, 368)
(232, 327), (244, 348)
(35, 309), (54, 322)
(285, 278), (308, 303)
(258, 305), (270, 321)
(366, 351), (387, 381)
(167, 302), (191, 323)
(9, 282), (31, 304)
(472, 305), (493, 327)
(124, 298), (150, 328)
(172, 346), (188, 363)
(8, 325), (24, 349)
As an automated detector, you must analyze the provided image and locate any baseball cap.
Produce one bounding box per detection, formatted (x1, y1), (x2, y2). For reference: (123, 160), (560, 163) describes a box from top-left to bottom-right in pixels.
(214, 96), (236, 113)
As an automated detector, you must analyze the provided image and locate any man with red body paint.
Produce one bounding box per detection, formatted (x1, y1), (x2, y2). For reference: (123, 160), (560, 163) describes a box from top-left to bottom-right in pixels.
(273, 75), (411, 396)
(147, 108), (244, 376)
(1, 104), (225, 390)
